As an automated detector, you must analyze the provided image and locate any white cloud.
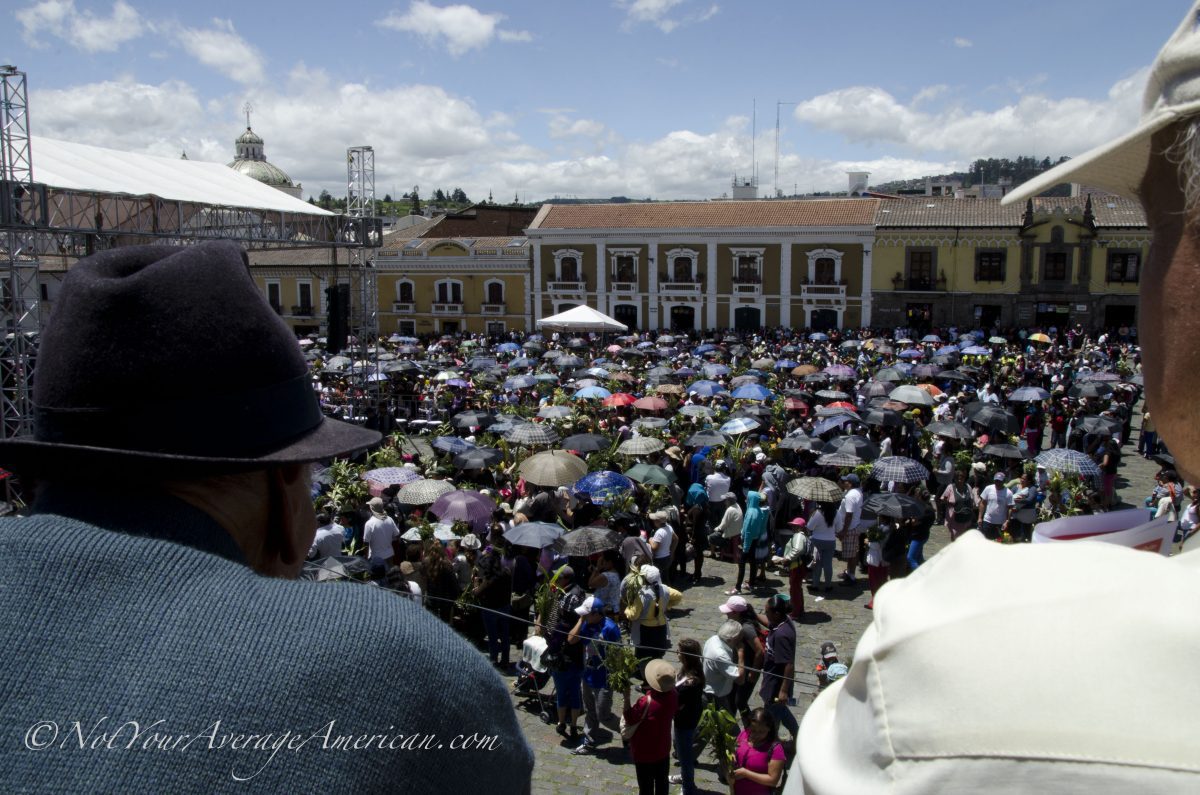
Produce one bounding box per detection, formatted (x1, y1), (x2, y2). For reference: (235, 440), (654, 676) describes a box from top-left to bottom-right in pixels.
(617, 0), (716, 33)
(548, 115), (607, 139)
(16, 0), (144, 53)
(176, 18), (266, 85)
(793, 70), (1147, 160)
(953, 36), (972, 48)
(377, 1), (531, 56)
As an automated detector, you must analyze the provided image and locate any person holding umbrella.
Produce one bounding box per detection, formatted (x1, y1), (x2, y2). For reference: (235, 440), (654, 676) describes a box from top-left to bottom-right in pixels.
(836, 474), (865, 585)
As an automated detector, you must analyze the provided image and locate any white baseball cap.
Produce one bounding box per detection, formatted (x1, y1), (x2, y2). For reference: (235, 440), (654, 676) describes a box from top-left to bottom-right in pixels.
(1004, 3), (1200, 204)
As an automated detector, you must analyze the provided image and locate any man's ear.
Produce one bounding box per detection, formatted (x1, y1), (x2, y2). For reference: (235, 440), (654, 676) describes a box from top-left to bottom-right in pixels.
(263, 464), (316, 578)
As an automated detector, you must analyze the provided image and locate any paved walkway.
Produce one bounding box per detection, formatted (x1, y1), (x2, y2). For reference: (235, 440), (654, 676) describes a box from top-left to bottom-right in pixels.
(505, 405), (1164, 794)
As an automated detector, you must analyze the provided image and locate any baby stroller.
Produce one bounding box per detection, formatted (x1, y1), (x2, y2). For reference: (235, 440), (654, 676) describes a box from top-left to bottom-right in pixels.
(513, 635), (556, 724)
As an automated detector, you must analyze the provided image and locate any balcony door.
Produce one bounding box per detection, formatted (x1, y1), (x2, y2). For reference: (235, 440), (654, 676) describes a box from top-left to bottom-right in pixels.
(669, 305), (695, 330)
(734, 306), (761, 330)
(612, 303), (638, 331)
(811, 308), (837, 331)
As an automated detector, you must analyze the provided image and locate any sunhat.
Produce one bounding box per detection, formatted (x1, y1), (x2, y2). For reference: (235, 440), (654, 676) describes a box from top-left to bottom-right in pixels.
(1004, 2), (1200, 204)
(644, 659), (677, 693)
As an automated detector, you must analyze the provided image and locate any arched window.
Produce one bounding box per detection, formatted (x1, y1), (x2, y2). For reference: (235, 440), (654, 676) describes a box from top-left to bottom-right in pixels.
(396, 280), (414, 303)
(560, 257), (579, 281)
(435, 279), (462, 304)
(485, 280), (505, 304)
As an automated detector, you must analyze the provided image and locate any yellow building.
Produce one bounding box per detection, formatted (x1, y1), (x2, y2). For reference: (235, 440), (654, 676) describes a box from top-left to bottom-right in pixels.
(871, 195), (1145, 331)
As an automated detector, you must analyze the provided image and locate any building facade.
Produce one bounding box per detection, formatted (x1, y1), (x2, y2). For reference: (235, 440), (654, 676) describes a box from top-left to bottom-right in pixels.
(526, 199), (879, 331)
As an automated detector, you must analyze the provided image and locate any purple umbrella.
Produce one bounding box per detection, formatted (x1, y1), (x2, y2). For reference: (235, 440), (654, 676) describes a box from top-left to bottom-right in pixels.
(446, 378), (470, 388)
(823, 364), (856, 378)
(430, 489), (497, 533)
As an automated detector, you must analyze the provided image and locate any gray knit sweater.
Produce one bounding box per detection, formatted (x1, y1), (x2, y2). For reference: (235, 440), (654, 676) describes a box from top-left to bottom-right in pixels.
(0, 489), (533, 793)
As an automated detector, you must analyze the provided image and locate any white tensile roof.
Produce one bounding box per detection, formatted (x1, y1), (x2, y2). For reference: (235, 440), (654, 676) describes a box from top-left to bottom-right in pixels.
(30, 136), (333, 216)
(536, 305), (628, 332)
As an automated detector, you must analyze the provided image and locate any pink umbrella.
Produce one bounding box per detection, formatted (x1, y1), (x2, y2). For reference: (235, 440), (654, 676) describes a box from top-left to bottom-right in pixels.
(632, 396), (668, 411)
(429, 489), (498, 533)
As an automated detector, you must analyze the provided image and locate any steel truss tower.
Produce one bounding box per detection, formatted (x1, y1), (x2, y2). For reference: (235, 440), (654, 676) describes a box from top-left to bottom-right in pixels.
(345, 146), (382, 423)
(0, 66), (40, 439)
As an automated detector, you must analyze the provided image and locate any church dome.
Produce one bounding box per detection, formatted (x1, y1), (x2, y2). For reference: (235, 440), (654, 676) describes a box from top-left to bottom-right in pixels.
(227, 124), (294, 188)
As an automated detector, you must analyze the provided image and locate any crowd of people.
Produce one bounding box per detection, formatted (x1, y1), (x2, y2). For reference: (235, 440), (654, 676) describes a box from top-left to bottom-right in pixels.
(304, 320), (1171, 793)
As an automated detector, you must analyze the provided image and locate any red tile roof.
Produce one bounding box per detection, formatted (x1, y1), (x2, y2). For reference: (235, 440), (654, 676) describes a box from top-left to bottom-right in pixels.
(531, 199), (880, 230)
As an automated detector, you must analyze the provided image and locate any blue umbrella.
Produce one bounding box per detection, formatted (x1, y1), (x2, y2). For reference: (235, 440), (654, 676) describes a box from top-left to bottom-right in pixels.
(703, 364), (731, 378)
(961, 346), (992, 356)
(496, 342), (520, 353)
(507, 356), (534, 369)
(731, 384), (772, 401)
(720, 417), (761, 435)
(774, 359), (798, 370)
(687, 380), (727, 397)
(675, 366), (698, 377)
(693, 344), (716, 355)
(813, 414), (858, 435)
(504, 375), (537, 390)
(936, 345), (959, 355)
(898, 349), (924, 359)
(574, 385), (612, 399)
(573, 470), (636, 506)
(535, 374), (560, 383)
(921, 334), (941, 343)
(809, 332), (829, 341)
(433, 436), (476, 455)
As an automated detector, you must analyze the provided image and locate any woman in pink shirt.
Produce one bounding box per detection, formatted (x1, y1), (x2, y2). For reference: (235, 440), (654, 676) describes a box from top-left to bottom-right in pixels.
(623, 659), (678, 795)
(731, 708), (786, 795)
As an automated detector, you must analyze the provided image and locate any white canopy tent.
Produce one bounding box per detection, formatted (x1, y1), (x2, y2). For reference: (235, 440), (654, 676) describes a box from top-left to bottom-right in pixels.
(536, 305), (628, 333)
(30, 136), (333, 217)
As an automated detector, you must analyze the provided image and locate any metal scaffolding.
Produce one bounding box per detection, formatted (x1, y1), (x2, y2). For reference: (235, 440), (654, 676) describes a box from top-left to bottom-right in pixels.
(344, 145), (385, 425)
(0, 66), (40, 440)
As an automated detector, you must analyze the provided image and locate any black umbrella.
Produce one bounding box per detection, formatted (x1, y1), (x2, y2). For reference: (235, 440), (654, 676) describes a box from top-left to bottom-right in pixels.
(862, 408), (903, 428)
(982, 443), (1025, 460)
(863, 492), (928, 519)
(1068, 381), (1114, 399)
(965, 403), (1019, 434)
(779, 435), (822, 451)
(926, 420), (974, 440)
(451, 410), (495, 430)
(1074, 415), (1122, 436)
(685, 430), (730, 447)
(937, 369), (976, 383)
(452, 447), (503, 469)
(554, 525), (623, 556)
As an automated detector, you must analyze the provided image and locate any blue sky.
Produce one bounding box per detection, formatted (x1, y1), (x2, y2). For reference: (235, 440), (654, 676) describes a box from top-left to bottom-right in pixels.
(1, 0), (1186, 202)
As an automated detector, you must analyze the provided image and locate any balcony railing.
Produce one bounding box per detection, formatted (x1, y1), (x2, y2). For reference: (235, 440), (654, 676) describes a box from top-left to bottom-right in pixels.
(481, 303), (506, 315)
(392, 301), (415, 313)
(800, 284), (847, 303)
(732, 279), (761, 295)
(432, 302), (463, 315)
(660, 277), (701, 293)
(291, 304), (314, 317)
(610, 281), (637, 293)
(547, 281), (587, 292)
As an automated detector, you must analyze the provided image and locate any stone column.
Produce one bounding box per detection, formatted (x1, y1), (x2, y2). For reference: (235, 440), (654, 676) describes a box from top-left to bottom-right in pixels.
(648, 243), (660, 331)
(595, 241), (607, 314)
(861, 242), (874, 327)
(779, 241), (792, 328)
(532, 244), (543, 322)
(706, 240), (718, 330)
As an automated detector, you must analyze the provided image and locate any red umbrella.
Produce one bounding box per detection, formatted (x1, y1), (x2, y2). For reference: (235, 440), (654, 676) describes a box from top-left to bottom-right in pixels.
(783, 397), (809, 411)
(828, 401), (856, 410)
(602, 392), (637, 407)
(633, 396), (669, 411)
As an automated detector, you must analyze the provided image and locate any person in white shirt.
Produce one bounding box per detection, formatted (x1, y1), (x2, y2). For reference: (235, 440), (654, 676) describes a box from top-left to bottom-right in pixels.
(836, 474), (865, 583)
(308, 511), (345, 559)
(648, 510), (676, 584)
(701, 619), (745, 713)
(708, 492), (743, 552)
(363, 497), (400, 574)
(705, 462), (732, 524)
(977, 473), (1013, 540)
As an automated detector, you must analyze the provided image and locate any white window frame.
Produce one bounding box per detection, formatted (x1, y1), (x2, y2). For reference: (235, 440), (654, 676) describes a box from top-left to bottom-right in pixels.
(730, 247), (765, 282)
(296, 279), (313, 313)
(806, 248), (843, 284)
(434, 279), (463, 304)
(395, 278), (416, 303)
(664, 247), (699, 282)
(552, 249), (584, 282)
(486, 320), (507, 336)
(609, 248), (641, 285)
(397, 319), (416, 336)
(483, 278), (506, 305)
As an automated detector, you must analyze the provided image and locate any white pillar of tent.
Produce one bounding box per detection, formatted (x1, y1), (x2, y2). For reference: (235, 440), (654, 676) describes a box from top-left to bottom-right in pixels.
(595, 241), (606, 314)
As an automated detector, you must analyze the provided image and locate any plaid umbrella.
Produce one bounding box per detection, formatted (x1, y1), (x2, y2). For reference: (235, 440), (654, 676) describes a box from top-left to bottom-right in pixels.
(519, 450), (588, 486)
(574, 470), (636, 506)
(452, 447), (503, 470)
(624, 463), (676, 485)
(863, 492), (928, 519)
(679, 405), (715, 418)
(982, 443), (1025, 460)
(871, 456), (930, 483)
(504, 521), (564, 549)
(560, 433), (611, 453)
(506, 423), (560, 446)
(786, 477), (844, 502)
(926, 420), (974, 440)
(554, 525), (623, 556)
(1036, 448), (1102, 477)
(815, 389), (850, 400)
(488, 414), (529, 435)
(720, 417), (761, 435)
(433, 436), (476, 455)
(430, 489), (497, 531)
(685, 429), (729, 447)
(817, 451), (863, 467)
(821, 435), (880, 460)
(396, 478), (456, 505)
(362, 466), (422, 487)
(618, 436), (666, 456)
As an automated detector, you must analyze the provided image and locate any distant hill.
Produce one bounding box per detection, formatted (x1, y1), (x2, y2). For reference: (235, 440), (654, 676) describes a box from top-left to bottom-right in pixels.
(873, 155), (1074, 197)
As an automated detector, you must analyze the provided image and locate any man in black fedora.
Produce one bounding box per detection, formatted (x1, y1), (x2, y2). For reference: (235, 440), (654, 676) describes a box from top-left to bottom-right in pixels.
(0, 242), (533, 792)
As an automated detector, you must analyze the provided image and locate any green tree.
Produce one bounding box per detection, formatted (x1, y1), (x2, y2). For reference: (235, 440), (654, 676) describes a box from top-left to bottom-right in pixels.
(382, 193), (392, 203)
(451, 187), (468, 203)
(318, 189), (333, 210)
(410, 185), (422, 216)
(434, 188), (446, 202)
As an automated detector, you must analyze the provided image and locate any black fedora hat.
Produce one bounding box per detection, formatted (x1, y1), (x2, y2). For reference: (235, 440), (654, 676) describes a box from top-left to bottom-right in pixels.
(0, 242), (380, 473)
